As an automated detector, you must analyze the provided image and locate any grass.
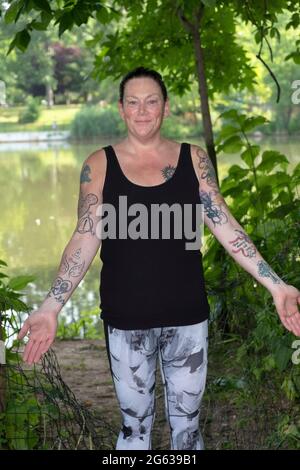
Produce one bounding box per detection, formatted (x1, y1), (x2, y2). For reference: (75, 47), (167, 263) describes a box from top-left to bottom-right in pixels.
(0, 104), (81, 132)
(201, 333), (297, 450)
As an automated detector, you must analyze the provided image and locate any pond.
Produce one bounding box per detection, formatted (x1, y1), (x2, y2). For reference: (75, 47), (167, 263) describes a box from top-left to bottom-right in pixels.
(0, 135), (299, 329)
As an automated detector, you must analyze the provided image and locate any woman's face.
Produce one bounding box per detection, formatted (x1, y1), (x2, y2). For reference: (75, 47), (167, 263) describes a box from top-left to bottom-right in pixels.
(118, 76), (169, 138)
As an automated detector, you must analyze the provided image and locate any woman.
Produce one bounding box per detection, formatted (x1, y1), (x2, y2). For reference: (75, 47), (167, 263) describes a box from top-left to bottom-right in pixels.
(18, 66), (300, 450)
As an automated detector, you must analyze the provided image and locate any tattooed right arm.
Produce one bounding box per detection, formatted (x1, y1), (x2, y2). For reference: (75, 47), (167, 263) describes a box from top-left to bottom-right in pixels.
(39, 151), (105, 315)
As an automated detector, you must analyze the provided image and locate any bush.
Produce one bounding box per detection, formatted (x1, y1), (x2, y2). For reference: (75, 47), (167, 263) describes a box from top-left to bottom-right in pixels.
(70, 105), (125, 139)
(18, 97), (41, 124)
(160, 112), (204, 139)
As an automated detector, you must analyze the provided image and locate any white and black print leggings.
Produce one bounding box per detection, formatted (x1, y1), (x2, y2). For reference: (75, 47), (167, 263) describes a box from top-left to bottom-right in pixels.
(103, 320), (208, 450)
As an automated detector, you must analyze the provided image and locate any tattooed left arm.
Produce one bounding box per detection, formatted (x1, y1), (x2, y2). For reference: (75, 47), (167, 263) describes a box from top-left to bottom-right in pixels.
(192, 144), (300, 336)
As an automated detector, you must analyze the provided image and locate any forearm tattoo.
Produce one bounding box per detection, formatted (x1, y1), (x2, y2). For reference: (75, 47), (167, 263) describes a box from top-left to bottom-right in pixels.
(161, 165), (176, 181)
(46, 248), (86, 306)
(229, 229), (257, 258)
(77, 192), (98, 235)
(61, 248), (85, 277)
(46, 277), (73, 306)
(257, 260), (281, 284)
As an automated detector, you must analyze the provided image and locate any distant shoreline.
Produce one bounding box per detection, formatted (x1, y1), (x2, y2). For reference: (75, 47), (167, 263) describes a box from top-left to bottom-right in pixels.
(0, 130), (70, 143)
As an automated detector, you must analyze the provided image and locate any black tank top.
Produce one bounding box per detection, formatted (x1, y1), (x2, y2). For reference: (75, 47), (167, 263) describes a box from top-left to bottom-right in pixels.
(99, 142), (210, 330)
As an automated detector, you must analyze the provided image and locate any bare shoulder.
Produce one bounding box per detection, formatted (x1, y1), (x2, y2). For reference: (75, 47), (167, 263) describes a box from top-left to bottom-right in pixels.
(80, 147), (107, 191)
(83, 147), (107, 174)
(190, 143), (207, 162)
(188, 143), (207, 182)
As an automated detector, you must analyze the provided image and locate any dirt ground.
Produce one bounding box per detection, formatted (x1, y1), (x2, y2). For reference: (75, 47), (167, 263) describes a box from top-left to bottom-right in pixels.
(51, 338), (171, 450)
(48, 338), (292, 450)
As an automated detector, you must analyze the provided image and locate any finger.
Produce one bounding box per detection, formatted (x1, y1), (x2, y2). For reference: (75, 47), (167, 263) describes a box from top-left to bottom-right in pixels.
(18, 321), (29, 340)
(32, 339), (51, 364)
(26, 340), (42, 365)
(279, 309), (293, 331)
(23, 337), (36, 363)
(286, 314), (299, 336)
(290, 315), (300, 337)
(281, 316), (293, 332)
(280, 296), (298, 332)
(40, 338), (53, 356)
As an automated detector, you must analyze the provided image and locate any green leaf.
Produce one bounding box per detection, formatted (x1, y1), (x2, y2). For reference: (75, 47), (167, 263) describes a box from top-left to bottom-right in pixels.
(41, 10), (52, 24)
(7, 275), (35, 291)
(4, 0), (23, 24)
(256, 151), (289, 172)
(220, 135), (244, 154)
(258, 185), (273, 204)
(58, 11), (74, 36)
(31, 20), (47, 30)
(218, 108), (240, 122)
(201, 0), (216, 7)
(32, 0), (52, 14)
(72, 5), (89, 26)
(15, 29), (31, 52)
(254, 30), (261, 43)
(227, 164), (249, 178)
(95, 6), (111, 24)
(0, 260), (8, 267)
(268, 202), (298, 219)
(285, 51), (300, 64)
(274, 342), (292, 372)
(242, 116), (268, 132)
(5, 349), (20, 363)
(6, 36), (17, 55)
(240, 145), (260, 167)
(215, 125), (240, 144)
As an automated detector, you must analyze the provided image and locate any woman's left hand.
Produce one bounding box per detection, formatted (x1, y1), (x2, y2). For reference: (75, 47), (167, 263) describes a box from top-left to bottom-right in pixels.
(271, 284), (300, 336)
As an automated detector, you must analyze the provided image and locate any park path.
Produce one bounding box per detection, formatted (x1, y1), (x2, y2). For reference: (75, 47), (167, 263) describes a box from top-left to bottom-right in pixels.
(51, 338), (171, 450)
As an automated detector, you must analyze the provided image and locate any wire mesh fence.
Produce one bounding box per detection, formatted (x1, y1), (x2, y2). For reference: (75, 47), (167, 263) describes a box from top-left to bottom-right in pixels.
(0, 344), (118, 450)
(0, 339), (298, 450)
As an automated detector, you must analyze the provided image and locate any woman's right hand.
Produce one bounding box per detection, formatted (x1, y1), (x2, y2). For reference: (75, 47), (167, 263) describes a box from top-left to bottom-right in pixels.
(17, 310), (58, 365)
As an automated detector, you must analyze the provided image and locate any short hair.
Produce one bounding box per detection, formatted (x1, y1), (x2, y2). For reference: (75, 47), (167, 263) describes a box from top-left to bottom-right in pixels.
(119, 66), (168, 104)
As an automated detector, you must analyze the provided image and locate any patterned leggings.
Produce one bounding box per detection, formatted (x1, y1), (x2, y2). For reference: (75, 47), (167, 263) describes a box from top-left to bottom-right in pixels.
(103, 319), (208, 450)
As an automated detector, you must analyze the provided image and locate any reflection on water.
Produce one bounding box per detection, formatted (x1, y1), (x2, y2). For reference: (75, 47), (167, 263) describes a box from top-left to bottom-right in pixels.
(0, 136), (299, 325)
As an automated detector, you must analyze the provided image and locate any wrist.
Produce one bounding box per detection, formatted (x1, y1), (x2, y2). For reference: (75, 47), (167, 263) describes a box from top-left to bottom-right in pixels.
(269, 280), (289, 296)
(39, 297), (62, 317)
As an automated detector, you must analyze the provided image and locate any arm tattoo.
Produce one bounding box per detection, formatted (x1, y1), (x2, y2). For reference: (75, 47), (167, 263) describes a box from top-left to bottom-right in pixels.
(257, 260), (281, 284)
(161, 165), (176, 181)
(61, 249), (85, 278)
(46, 277), (73, 306)
(196, 147), (219, 190)
(229, 229), (257, 258)
(200, 190), (228, 226)
(47, 248), (85, 306)
(77, 192), (98, 235)
(196, 147), (228, 227)
(80, 164), (91, 183)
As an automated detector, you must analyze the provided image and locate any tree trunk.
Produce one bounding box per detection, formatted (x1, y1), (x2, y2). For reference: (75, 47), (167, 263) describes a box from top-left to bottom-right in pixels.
(0, 320), (6, 413)
(46, 83), (54, 108)
(177, 4), (220, 187)
(192, 29), (219, 186)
